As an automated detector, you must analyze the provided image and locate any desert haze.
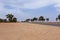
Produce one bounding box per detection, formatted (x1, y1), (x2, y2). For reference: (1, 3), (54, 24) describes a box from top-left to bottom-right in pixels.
(0, 23), (60, 40)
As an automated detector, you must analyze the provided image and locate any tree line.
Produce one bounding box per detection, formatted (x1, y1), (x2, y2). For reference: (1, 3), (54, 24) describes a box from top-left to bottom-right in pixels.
(0, 14), (17, 22)
(25, 16), (49, 22)
(0, 14), (60, 23)
(24, 14), (60, 22)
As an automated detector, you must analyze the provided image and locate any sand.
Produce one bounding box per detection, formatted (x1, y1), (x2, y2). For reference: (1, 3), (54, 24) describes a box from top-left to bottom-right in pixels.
(0, 23), (60, 40)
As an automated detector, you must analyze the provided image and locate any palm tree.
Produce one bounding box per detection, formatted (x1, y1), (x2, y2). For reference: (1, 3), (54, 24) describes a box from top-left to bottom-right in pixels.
(58, 14), (60, 21)
(6, 14), (14, 22)
(46, 18), (49, 22)
(39, 16), (45, 22)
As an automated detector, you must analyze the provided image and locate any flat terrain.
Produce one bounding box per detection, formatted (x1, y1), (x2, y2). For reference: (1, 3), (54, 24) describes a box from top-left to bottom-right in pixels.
(0, 23), (60, 40)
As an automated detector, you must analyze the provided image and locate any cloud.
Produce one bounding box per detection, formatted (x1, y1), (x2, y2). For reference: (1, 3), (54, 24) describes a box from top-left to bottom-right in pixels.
(0, 0), (60, 10)
(53, 0), (60, 13)
(0, 0), (60, 21)
(23, 0), (54, 9)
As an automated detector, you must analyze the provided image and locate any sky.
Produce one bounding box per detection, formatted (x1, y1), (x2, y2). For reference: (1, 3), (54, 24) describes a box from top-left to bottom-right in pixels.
(0, 0), (60, 21)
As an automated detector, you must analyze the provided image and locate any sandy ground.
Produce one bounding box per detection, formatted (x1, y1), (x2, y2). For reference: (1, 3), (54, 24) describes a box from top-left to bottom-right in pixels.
(0, 23), (60, 40)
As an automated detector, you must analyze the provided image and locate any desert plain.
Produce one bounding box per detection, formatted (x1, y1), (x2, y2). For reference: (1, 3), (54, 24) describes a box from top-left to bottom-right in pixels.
(0, 23), (60, 40)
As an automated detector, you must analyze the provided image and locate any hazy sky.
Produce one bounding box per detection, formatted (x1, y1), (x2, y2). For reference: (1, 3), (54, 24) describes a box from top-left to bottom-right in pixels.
(0, 0), (60, 21)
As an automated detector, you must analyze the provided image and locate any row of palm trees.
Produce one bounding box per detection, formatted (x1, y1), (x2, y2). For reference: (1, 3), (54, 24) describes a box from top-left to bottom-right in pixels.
(25, 14), (60, 22)
(0, 14), (17, 22)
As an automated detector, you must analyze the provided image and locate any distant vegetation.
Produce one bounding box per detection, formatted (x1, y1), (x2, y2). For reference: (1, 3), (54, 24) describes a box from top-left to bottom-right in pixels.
(0, 13), (60, 23)
(23, 14), (60, 22)
(56, 14), (60, 22)
(24, 16), (49, 22)
(0, 14), (17, 23)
